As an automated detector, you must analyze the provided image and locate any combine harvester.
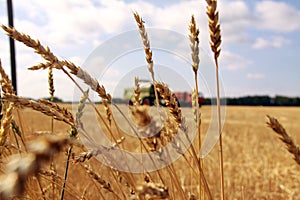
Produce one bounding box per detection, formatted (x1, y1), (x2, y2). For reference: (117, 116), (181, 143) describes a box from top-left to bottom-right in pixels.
(124, 80), (205, 107)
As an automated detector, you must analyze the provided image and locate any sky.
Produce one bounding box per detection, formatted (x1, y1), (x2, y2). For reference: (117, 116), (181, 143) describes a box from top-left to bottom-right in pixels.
(0, 0), (300, 101)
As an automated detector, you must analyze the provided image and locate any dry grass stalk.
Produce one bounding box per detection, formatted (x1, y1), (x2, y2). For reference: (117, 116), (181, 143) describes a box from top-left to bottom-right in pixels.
(154, 82), (182, 126)
(267, 115), (300, 165)
(206, 0), (224, 199)
(0, 136), (71, 199)
(4, 94), (74, 126)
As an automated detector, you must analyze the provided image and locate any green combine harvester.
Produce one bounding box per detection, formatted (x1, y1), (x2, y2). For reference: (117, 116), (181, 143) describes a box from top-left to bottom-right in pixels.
(123, 80), (205, 107)
(123, 80), (165, 106)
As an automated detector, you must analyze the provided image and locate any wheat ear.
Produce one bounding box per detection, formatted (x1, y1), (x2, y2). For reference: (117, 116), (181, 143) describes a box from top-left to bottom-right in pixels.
(206, 0), (225, 199)
(1, 25), (58, 64)
(83, 164), (121, 197)
(48, 67), (55, 101)
(1, 25), (110, 102)
(133, 12), (154, 77)
(38, 99), (74, 127)
(1, 25), (117, 143)
(0, 61), (14, 146)
(267, 115), (300, 165)
(154, 82), (182, 126)
(133, 12), (160, 106)
(4, 94), (74, 126)
(133, 76), (141, 106)
(0, 59), (15, 95)
(0, 103), (13, 146)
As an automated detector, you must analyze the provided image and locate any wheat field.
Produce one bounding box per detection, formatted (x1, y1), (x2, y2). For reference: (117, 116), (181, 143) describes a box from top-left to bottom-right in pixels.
(0, 105), (298, 199)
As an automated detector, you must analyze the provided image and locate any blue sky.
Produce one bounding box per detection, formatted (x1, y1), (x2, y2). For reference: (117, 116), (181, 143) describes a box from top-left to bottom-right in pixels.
(0, 0), (300, 100)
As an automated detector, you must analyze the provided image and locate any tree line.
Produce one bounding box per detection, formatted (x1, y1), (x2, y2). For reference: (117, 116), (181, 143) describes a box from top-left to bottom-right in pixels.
(205, 95), (300, 106)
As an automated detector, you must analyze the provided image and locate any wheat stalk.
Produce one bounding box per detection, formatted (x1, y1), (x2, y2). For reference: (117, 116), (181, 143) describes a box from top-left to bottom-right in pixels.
(267, 115), (300, 165)
(1, 24), (125, 156)
(189, 15), (205, 199)
(206, 0), (224, 199)
(3, 94), (74, 126)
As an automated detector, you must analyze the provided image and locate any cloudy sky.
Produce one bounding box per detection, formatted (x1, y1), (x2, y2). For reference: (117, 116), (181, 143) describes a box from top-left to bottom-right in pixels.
(0, 0), (300, 101)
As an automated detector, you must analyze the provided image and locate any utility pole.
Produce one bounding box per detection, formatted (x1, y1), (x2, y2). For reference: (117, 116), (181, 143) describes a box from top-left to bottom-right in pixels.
(7, 0), (17, 94)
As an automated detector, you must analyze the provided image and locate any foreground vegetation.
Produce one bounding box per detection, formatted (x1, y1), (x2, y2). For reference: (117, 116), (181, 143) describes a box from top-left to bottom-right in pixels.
(0, 0), (299, 199)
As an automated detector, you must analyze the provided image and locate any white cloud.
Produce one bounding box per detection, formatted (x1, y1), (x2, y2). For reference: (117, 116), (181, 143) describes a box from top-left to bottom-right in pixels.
(219, 0), (253, 44)
(219, 50), (252, 71)
(252, 36), (291, 49)
(254, 1), (300, 32)
(246, 73), (265, 79)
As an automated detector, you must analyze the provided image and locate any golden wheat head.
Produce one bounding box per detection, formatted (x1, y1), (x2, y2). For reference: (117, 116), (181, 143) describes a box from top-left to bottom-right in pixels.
(206, 0), (222, 60)
(267, 115), (300, 165)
